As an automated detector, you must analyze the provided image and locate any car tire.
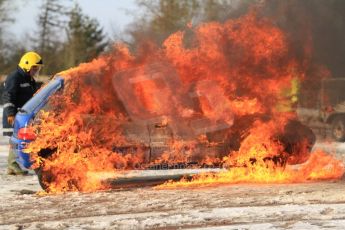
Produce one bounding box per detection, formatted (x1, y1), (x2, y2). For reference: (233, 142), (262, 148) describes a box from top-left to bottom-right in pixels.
(34, 167), (49, 191)
(331, 116), (345, 142)
(277, 119), (316, 165)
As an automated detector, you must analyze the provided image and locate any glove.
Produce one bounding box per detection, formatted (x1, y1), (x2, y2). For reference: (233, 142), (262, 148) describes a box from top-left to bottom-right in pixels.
(7, 116), (15, 126)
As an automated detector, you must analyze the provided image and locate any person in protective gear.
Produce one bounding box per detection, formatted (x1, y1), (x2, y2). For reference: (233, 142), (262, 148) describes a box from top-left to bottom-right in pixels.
(276, 77), (300, 113)
(2, 51), (43, 175)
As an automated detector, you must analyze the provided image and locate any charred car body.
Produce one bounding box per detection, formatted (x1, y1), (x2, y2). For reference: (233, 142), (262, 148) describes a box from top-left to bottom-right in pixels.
(10, 70), (316, 191)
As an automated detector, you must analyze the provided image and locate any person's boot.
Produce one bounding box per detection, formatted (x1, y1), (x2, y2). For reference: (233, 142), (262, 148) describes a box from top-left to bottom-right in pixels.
(7, 148), (28, 175)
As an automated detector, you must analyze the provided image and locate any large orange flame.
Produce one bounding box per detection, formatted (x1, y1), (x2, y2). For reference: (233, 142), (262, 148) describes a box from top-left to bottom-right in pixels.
(25, 11), (343, 193)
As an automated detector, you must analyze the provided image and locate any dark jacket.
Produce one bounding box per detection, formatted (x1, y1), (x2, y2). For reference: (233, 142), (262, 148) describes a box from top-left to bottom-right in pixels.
(2, 67), (37, 136)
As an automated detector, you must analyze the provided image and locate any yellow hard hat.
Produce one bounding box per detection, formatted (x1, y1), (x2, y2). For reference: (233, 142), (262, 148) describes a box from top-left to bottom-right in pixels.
(18, 51), (43, 72)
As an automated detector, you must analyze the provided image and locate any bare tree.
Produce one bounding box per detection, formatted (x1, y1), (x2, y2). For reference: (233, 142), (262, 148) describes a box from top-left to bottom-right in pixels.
(62, 3), (108, 68)
(128, 0), (200, 44)
(37, 0), (67, 51)
(0, 0), (16, 74)
(127, 0), (249, 46)
(34, 0), (68, 74)
(0, 0), (13, 27)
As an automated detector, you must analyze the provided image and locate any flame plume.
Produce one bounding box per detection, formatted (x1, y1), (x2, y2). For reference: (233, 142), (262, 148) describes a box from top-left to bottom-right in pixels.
(25, 12), (343, 193)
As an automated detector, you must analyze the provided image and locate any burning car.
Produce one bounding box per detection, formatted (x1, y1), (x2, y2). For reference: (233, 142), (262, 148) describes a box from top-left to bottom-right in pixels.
(11, 69), (316, 192)
(11, 12), (343, 193)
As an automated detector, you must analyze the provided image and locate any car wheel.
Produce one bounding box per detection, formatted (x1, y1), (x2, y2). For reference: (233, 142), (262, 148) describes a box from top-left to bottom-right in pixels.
(34, 167), (49, 191)
(277, 119), (316, 165)
(331, 117), (345, 142)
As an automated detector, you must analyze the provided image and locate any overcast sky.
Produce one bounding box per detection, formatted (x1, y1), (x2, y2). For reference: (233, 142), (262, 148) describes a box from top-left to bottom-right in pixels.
(8, 0), (139, 39)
